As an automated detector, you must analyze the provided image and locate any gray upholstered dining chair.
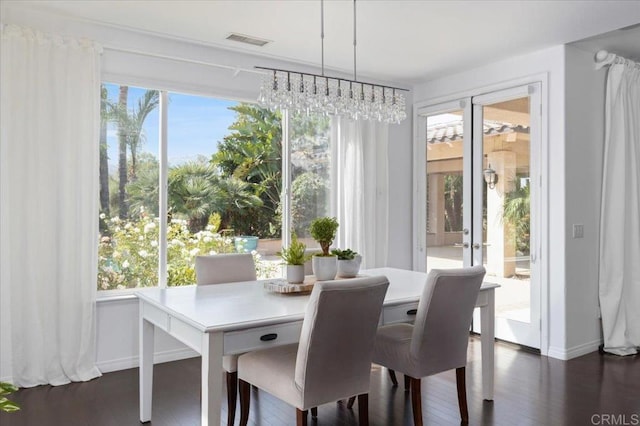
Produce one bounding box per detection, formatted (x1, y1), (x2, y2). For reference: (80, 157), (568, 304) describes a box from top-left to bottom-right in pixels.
(237, 275), (390, 426)
(370, 265), (485, 425)
(194, 253), (257, 426)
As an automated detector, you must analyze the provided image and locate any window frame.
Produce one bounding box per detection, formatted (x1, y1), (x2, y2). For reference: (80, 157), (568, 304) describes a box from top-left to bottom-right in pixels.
(97, 83), (333, 296)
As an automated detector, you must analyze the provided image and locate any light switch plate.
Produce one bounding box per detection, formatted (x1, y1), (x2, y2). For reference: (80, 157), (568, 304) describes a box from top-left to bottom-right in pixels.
(573, 224), (584, 238)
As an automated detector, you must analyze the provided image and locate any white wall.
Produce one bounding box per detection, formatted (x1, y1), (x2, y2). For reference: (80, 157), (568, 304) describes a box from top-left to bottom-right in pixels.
(0, 5), (411, 379)
(412, 44), (615, 359)
(413, 46), (569, 358)
(387, 94), (413, 269)
(563, 45), (606, 355)
(95, 297), (197, 373)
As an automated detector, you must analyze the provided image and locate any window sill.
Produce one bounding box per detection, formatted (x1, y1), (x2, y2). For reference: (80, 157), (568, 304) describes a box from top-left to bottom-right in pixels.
(96, 291), (139, 303)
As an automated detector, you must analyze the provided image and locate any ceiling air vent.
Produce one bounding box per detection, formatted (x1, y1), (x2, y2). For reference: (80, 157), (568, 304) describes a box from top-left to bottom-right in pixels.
(226, 33), (270, 47)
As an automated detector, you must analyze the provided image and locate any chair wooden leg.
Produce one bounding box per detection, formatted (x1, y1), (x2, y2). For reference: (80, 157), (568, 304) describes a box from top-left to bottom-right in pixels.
(226, 371), (237, 426)
(311, 407), (318, 418)
(456, 367), (469, 424)
(388, 368), (399, 386)
(347, 396), (356, 409)
(357, 393), (369, 426)
(239, 379), (251, 426)
(404, 374), (410, 391)
(409, 377), (423, 426)
(296, 408), (308, 426)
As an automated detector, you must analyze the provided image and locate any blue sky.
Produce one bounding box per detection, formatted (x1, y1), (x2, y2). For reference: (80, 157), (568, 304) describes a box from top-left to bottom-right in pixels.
(105, 83), (238, 167)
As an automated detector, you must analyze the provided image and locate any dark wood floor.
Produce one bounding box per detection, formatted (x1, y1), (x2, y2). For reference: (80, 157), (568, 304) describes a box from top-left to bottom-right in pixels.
(2, 337), (639, 426)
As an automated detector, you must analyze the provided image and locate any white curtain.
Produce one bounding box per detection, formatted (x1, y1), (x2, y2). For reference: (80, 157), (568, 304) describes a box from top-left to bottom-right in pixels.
(331, 117), (389, 268)
(0, 24), (103, 386)
(599, 60), (640, 356)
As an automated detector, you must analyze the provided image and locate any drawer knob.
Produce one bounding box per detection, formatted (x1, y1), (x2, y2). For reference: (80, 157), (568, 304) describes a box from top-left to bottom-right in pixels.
(406, 309), (418, 315)
(260, 333), (278, 342)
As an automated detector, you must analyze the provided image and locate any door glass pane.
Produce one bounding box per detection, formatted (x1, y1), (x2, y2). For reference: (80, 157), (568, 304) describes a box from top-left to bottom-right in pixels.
(425, 110), (464, 270)
(482, 96), (531, 323)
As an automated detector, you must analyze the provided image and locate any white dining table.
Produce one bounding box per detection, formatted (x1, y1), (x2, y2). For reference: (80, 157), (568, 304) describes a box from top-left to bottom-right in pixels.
(136, 267), (498, 425)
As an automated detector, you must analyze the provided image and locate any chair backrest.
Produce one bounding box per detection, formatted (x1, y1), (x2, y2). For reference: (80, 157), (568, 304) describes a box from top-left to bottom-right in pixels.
(195, 253), (257, 285)
(294, 275), (389, 407)
(410, 265), (485, 376)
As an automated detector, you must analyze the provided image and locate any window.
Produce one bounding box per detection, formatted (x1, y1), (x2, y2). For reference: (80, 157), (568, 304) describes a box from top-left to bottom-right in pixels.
(98, 83), (331, 291)
(98, 85), (160, 290)
(288, 113), (332, 250)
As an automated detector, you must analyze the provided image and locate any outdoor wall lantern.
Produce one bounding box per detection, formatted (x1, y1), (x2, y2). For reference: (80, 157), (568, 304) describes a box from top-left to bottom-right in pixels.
(483, 164), (498, 189)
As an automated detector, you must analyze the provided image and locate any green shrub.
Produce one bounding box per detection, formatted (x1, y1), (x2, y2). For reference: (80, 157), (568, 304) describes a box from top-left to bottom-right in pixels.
(278, 234), (312, 265)
(309, 217), (339, 256)
(331, 248), (358, 260)
(98, 213), (279, 290)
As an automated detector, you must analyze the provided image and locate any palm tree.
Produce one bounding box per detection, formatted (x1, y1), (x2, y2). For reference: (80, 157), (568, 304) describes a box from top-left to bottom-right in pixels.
(117, 85), (129, 218)
(168, 162), (220, 233)
(99, 85), (112, 216)
(113, 87), (159, 218)
(120, 90), (159, 181)
(213, 104), (282, 237)
(217, 176), (263, 234)
(503, 179), (530, 254)
(444, 174), (463, 232)
(126, 153), (160, 218)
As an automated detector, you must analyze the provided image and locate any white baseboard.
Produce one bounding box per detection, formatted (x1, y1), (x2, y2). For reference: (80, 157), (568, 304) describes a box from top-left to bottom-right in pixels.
(1, 349), (198, 382)
(547, 339), (602, 360)
(96, 347), (199, 374)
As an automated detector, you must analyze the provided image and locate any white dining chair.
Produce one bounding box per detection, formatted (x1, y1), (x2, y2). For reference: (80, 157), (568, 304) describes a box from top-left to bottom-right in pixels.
(237, 275), (390, 426)
(370, 265), (485, 425)
(194, 253), (257, 426)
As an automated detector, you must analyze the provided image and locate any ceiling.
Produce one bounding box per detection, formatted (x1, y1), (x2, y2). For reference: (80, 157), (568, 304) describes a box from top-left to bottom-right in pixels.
(4, 0), (640, 85)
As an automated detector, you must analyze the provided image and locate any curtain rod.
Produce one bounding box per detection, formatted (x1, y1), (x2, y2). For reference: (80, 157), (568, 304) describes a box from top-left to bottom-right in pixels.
(594, 49), (639, 70)
(103, 45), (265, 76)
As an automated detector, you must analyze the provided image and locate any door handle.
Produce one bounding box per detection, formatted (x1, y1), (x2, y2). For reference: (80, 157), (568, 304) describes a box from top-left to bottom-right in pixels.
(473, 243), (481, 249)
(463, 242), (469, 248)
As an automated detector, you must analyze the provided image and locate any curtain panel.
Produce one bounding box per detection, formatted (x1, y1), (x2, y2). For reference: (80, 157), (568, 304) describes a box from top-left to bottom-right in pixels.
(331, 118), (389, 268)
(0, 24), (103, 386)
(599, 61), (640, 356)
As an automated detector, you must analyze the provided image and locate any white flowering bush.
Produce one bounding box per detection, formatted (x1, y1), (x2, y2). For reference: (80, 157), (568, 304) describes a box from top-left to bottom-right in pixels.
(98, 213), (280, 290)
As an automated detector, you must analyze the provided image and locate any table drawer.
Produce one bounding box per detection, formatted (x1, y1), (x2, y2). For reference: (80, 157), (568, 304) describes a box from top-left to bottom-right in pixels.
(224, 321), (304, 355)
(383, 302), (419, 325)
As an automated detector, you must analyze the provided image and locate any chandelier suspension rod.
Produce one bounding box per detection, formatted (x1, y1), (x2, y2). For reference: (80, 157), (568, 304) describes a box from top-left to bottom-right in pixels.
(254, 66), (409, 92)
(255, 0), (408, 123)
(321, 0), (325, 76)
(353, 0), (357, 81)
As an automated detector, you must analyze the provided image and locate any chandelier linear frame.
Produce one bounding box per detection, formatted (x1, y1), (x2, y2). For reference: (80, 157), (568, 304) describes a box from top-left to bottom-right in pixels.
(256, 0), (409, 123)
(255, 66), (409, 94)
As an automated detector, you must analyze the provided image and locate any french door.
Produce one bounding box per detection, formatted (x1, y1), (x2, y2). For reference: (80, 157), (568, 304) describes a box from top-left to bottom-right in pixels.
(414, 84), (541, 349)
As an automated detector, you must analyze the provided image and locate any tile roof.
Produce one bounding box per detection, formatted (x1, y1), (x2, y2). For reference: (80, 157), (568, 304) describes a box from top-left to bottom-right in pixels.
(426, 119), (529, 144)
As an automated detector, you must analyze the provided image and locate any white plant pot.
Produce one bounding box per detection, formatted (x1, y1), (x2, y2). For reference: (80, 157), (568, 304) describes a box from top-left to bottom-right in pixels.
(286, 264), (305, 284)
(337, 255), (362, 278)
(312, 255), (337, 281)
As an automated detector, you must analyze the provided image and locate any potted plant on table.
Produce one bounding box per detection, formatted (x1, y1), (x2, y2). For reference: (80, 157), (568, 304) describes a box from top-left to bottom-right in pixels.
(0, 381), (20, 413)
(277, 233), (312, 284)
(309, 217), (339, 281)
(332, 248), (362, 278)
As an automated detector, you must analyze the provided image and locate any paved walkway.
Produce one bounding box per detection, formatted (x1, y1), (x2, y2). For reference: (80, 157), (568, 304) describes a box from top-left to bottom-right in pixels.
(427, 245), (531, 322)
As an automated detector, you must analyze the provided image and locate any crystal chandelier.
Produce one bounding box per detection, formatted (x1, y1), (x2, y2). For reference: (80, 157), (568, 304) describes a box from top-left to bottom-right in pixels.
(257, 0), (408, 124)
